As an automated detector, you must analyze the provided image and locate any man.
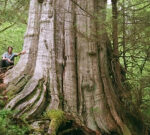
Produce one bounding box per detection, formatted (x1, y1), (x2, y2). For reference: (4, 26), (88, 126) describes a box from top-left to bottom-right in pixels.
(1, 46), (26, 68)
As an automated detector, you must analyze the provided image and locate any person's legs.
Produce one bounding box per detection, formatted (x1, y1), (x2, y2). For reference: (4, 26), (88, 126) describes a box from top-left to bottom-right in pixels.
(0, 60), (14, 73)
(0, 60), (2, 67)
(0, 60), (7, 72)
(0, 60), (2, 72)
(1, 60), (10, 68)
(0, 60), (14, 70)
(1, 60), (6, 68)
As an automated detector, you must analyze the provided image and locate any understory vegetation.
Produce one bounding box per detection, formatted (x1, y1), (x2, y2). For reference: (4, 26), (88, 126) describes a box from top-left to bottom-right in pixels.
(0, 109), (29, 135)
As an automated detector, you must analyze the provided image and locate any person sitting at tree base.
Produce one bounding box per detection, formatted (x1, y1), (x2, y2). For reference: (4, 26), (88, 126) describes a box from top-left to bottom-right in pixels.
(0, 46), (26, 69)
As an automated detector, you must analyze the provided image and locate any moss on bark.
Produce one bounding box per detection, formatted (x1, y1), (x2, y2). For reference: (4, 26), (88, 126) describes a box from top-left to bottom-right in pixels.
(45, 109), (65, 135)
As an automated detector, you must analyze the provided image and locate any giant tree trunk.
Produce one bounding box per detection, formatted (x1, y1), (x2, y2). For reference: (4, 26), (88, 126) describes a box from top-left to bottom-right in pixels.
(4, 0), (144, 135)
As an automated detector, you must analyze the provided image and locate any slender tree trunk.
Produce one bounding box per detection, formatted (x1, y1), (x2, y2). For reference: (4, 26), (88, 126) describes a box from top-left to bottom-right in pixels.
(4, 0), (145, 135)
(111, 0), (128, 99)
(122, 0), (127, 72)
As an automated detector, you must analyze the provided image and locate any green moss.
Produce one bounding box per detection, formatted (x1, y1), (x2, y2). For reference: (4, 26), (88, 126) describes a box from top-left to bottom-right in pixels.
(45, 109), (66, 135)
(7, 75), (31, 101)
(0, 99), (5, 108)
(0, 109), (29, 135)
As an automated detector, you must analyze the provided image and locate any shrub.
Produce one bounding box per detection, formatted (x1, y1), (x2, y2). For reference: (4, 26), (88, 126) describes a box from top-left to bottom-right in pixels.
(0, 109), (29, 135)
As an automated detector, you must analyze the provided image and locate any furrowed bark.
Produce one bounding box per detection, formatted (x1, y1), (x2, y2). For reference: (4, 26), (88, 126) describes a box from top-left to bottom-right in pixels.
(63, 0), (77, 113)
(55, 0), (65, 110)
(76, 0), (97, 130)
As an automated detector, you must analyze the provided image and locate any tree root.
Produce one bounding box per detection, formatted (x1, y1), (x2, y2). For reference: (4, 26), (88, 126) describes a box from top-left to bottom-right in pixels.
(45, 110), (65, 135)
(30, 110), (101, 135)
(63, 113), (101, 135)
(5, 77), (48, 119)
(47, 110), (101, 135)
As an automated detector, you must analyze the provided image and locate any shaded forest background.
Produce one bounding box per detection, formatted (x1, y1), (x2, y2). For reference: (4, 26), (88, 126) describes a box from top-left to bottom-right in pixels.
(0, 0), (150, 133)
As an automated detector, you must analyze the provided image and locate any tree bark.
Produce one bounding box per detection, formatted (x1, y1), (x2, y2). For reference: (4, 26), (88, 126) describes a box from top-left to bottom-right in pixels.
(4, 0), (145, 135)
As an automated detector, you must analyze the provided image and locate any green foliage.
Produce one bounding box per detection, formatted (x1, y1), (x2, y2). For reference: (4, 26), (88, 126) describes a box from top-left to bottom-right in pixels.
(0, 0), (28, 64)
(119, 0), (150, 125)
(0, 0), (29, 25)
(106, 0), (150, 126)
(0, 98), (5, 108)
(0, 22), (26, 63)
(0, 109), (29, 135)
